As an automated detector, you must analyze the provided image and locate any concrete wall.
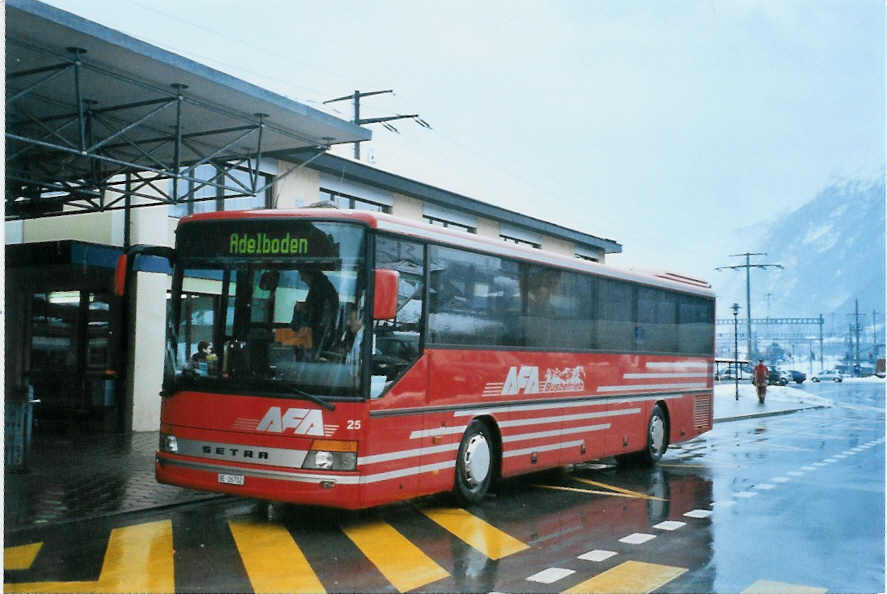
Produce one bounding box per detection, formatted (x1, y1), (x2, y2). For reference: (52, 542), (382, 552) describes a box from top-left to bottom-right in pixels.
(128, 271), (169, 431)
(475, 217), (499, 240)
(274, 161), (320, 209)
(391, 193), (423, 221)
(541, 235), (574, 258)
(22, 210), (120, 245)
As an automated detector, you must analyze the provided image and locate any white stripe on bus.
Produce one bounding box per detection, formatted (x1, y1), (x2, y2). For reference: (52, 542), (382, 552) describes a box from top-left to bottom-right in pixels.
(498, 408), (641, 428)
(597, 383), (707, 393)
(359, 460), (456, 484)
(362, 425), (609, 466)
(502, 424), (610, 443)
(410, 425), (469, 440)
(645, 361), (708, 369)
(453, 393), (681, 417)
(503, 440), (585, 458)
(163, 456), (454, 485)
(360, 443), (460, 465)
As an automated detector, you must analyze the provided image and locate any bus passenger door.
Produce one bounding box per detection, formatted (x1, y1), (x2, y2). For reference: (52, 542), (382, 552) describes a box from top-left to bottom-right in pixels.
(365, 236), (428, 505)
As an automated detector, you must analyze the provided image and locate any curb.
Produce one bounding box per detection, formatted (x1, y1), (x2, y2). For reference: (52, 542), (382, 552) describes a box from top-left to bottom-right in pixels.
(4, 494), (230, 535)
(714, 404), (828, 424)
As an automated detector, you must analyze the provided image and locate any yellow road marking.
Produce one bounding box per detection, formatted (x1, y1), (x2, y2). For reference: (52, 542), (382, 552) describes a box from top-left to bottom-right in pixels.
(533, 484), (643, 498)
(4, 543), (42, 571)
(573, 477), (669, 501)
(741, 580), (827, 594)
(4, 519), (174, 593)
(341, 519), (448, 592)
(228, 519), (326, 594)
(421, 507), (529, 560)
(562, 560), (686, 594)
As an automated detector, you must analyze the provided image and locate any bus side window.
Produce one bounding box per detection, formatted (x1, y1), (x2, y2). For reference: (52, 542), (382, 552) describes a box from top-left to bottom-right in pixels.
(372, 236), (425, 389)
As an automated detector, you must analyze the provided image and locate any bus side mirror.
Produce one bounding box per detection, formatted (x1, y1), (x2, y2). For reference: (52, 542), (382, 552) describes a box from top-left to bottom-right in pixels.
(373, 269), (399, 320)
(114, 254), (128, 297)
(114, 245), (175, 297)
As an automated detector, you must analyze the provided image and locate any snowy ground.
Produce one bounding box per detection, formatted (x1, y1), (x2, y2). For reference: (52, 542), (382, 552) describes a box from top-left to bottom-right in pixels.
(712, 382), (833, 421)
(841, 376), (887, 384)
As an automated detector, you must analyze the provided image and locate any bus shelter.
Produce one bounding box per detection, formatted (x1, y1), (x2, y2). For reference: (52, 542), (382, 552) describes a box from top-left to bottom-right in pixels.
(5, 0), (369, 461)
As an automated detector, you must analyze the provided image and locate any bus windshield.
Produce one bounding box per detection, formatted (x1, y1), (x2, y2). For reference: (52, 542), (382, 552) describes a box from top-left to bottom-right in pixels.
(166, 220), (367, 399)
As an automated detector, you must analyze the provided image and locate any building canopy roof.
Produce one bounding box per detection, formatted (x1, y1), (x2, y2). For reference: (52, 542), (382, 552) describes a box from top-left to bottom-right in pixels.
(6, 0), (369, 219)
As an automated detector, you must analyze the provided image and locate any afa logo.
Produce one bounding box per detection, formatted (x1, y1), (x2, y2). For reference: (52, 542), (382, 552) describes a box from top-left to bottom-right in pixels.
(502, 366), (540, 395)
(496, 365), (586, 395)
(256, 407), (324, 436)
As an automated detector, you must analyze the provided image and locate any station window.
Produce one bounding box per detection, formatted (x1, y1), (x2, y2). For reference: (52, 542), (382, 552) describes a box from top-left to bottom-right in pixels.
(169, 164), (272, 218)
(423, 215), (476, 234)
(500, 235), (540, 249)
(320, 188), (390, 213)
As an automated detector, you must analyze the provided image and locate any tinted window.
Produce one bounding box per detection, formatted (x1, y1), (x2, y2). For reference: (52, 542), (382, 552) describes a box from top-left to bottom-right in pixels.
(428, 246), (520, 346)
(592, 278), (633, 351)
(637, 286), (678, 353)
(678, 294), (714, 355)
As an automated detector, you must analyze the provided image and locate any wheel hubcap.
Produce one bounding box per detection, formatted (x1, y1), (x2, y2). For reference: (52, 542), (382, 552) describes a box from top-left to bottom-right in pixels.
(463, 434), (491, 487)
(649, 416), (665, 456)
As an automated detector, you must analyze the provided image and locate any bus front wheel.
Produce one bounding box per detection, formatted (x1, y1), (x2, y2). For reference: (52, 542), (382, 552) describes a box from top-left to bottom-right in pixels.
(454, 420), (494, 504)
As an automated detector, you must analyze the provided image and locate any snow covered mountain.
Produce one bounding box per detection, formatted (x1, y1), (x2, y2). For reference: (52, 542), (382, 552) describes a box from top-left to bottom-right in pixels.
(712, 176), (885, 323)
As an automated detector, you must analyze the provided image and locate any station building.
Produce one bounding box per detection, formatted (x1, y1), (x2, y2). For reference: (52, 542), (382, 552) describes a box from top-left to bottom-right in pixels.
(4, 0), (621, 441)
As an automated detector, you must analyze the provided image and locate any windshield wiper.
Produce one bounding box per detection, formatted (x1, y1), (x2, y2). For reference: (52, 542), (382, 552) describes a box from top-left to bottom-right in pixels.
(292, 387), (336, 411)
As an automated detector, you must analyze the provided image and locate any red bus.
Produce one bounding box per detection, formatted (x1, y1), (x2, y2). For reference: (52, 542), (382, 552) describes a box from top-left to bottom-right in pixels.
(149, 208), (715, 509)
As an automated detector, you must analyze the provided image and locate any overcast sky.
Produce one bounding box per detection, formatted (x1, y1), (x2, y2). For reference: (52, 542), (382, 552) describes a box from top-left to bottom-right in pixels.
(44, 0), (885, 280)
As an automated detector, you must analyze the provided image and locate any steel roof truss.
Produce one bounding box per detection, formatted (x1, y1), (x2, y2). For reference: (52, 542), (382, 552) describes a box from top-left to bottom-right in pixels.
(6, 39), (333, 220)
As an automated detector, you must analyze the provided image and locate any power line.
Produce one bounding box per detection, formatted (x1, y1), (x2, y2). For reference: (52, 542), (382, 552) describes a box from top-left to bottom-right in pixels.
(324, 89), (430, 160)
(715, 252), (783, 359)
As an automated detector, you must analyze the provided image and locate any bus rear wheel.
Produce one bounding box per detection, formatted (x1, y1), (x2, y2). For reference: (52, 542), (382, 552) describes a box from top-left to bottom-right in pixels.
(454, 420), (494, 504)
(640, 404), (668, 465)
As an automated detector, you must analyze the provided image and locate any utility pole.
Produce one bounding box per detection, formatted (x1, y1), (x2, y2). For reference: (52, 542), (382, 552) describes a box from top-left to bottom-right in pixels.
(323, 89), (430, 160)
(716, 252), (783, 361)
(848, 299), (863, 375)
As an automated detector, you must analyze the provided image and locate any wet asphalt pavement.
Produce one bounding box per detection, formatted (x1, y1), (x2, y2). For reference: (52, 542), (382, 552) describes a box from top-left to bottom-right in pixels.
(4, 381), (883, 593)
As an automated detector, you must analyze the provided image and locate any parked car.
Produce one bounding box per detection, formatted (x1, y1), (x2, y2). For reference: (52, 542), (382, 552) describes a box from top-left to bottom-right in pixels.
(811, 369), (843, 383)
(767, 368), (788, 386)
(787, 370), (806, 384)
(717, 368), (738, 381)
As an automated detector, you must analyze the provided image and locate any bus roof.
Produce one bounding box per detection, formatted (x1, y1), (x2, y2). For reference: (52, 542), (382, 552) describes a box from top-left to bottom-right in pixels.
(179, 208), (715, 297)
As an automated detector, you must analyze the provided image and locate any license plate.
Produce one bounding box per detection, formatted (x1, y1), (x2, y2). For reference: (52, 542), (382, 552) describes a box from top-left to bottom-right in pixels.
(218, 473), (244, 486)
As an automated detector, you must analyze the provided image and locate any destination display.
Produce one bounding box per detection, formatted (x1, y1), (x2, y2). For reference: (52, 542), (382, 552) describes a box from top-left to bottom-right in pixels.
(177, 219), (361, 260)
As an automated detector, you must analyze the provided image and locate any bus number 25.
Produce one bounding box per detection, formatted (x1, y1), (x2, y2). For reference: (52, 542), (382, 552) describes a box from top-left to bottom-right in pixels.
(347, 419), (361, 430)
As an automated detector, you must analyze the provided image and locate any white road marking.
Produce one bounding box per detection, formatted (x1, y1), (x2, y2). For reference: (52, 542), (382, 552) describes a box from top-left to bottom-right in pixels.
(787, 471), (804, 476)
(735, 491), (758, 498)
(619, 533), (656, 545)
(526, 568), (575, 584)
(754, 483), (776, 490)
(771, 477), (791, 483)
(801, 465), (816, 471)
(578, 550), (618, 562)
(684, 509), (712, 518)
(653, 521), (686, 531)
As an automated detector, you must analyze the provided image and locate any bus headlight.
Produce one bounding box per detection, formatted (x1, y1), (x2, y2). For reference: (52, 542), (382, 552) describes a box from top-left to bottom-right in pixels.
(302, 440), (357, 471)
(159, 433), (179, 453)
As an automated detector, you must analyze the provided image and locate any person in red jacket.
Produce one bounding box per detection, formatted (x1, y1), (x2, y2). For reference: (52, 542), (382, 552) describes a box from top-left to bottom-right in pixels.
(754, 359), (769, 403)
